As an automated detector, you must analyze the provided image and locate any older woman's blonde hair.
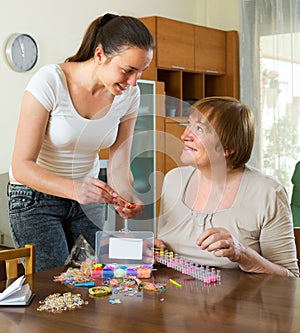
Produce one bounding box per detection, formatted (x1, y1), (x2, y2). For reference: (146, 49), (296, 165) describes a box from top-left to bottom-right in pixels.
(190, 96), (254, 169)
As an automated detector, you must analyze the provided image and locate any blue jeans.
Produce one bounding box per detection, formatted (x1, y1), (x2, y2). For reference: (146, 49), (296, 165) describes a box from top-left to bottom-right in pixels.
(7, 183), (105, 272)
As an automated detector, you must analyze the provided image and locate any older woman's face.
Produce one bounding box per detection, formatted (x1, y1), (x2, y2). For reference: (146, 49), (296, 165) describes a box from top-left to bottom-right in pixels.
(180, 111), (225, 169)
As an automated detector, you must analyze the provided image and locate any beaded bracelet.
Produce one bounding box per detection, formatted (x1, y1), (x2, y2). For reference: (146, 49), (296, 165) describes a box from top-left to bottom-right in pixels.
(88, 286), (112, 296)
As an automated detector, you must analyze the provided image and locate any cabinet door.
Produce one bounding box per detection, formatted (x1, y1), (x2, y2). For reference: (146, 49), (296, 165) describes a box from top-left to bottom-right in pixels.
(157, 17), (194, 71)
(195, 26), (226, 73)
(165, 118), (186, 174)
(139, 17), (157, 81)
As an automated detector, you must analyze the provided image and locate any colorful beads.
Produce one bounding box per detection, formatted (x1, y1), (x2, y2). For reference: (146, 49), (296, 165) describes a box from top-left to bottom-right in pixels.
(137, 265), (152, 278)
(108, 297), (121, 304)
(126, 267), (138, 277)
(142, 281), (166, 292)
(103, 265), (115, 279)
(90, 263), (152, 279)
(91, 264), (103, 278)
(114, 266), (126, 278)
(53, 264), (153, 288)
(37, 292), (88, 313)
(53, 267), (94, 285)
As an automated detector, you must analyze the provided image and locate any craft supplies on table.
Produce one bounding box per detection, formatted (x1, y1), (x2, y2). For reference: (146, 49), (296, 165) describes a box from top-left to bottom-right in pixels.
(95, 230), (154, 278)
(154, 248), (221, 284)
(37, 292), (88, 313)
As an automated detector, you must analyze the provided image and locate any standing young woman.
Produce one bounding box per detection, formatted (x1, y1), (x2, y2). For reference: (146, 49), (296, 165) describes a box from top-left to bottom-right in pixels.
(8, 13), (154, 271)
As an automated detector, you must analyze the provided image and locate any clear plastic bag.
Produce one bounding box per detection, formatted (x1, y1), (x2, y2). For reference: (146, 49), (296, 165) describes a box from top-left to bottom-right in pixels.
(64, 234), (95, 267)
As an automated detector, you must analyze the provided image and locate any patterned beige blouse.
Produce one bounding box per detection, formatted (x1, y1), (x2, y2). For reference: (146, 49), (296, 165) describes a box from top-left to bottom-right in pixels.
(158, 166), (299, 277)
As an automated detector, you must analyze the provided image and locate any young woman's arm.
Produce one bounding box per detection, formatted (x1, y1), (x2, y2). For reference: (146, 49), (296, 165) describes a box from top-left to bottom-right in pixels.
(11, 92), (116, 204)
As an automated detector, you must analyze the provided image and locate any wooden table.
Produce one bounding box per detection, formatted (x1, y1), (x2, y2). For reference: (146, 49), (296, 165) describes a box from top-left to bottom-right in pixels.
(0, 265), (299, 333)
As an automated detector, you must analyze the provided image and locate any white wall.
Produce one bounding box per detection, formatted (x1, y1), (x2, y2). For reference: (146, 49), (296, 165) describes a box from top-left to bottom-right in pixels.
(197, 0), (241, 30)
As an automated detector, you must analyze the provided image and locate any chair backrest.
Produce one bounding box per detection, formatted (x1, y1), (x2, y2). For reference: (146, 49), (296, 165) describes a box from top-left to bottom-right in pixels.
(0, 244), (35, 279)
(294, 228), (300, 270)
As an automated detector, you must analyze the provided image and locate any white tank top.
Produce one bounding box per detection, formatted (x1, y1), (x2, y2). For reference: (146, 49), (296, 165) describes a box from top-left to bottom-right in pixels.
(10, 64), (139, 182)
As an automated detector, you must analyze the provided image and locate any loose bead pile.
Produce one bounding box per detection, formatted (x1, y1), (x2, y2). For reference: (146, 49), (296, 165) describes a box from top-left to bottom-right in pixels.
(154, 248), (221, 284)
(108, 276), (142, 296)
(142, 281), (167, 292)
(108, 297), (121, 304)
(37, 292), (88, 313)
(53, 267), (94, 285)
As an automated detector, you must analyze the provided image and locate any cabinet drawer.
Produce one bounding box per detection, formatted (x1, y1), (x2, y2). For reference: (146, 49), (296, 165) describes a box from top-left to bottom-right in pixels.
(195, 26), (226, 73)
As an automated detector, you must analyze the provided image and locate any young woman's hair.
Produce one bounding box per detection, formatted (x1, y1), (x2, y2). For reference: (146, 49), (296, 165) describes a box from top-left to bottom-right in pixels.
(65, 13), (154, 62)
(191, 96), (255, 169)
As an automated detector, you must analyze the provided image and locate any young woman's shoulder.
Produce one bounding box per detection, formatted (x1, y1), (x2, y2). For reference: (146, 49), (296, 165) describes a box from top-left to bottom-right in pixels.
(25, 64), (65, 111)
(27, 64), (64, 87)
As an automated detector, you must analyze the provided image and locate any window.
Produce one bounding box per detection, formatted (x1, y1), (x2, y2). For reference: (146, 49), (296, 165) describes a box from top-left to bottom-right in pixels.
(241, 0), (300, 195)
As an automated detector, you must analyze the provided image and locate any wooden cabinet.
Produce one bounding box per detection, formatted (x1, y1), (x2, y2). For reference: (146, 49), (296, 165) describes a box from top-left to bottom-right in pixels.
(195, 26), (226, 73)
(139, 16), (239, 117)
(138, 16), (239, 175)
(140, 16), (194, 79)
(224, 31), (240, 98)
(164, 118), (186, 174)
(138, 16), (157, 81)
(156, 17), (194, 71)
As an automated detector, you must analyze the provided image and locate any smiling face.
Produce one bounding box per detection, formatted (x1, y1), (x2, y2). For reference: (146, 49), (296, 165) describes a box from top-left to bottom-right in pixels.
(180, 110), (225, 170)
(96, 46), (153, 95)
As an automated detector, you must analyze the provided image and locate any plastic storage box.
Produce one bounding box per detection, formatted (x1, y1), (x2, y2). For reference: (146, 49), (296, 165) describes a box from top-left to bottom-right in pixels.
(95, 230), (154, 279)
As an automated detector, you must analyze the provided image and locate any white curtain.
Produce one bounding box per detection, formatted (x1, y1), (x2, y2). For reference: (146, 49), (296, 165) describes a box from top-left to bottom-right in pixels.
(241, 0), (300, 195)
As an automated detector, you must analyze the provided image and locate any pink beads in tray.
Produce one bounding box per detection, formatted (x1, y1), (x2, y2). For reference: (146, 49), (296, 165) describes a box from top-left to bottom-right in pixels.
(154, 248), (221, 284)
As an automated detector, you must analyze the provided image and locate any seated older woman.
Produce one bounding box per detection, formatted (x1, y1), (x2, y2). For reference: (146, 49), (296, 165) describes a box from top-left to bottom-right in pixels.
(155, 96), (299, 278)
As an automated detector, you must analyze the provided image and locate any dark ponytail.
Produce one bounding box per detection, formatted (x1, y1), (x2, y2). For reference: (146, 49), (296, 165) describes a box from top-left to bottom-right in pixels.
(65, 13), (154, 62)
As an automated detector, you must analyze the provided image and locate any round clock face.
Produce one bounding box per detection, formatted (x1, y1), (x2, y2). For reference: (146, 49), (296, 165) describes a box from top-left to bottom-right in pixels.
(5, 33), (38, 72)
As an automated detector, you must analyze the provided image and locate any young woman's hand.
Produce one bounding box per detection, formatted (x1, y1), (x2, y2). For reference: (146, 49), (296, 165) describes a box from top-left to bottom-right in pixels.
(75, 177), (144, 218)
(74, 177), (118, 204)
(113, 195), (144, 219)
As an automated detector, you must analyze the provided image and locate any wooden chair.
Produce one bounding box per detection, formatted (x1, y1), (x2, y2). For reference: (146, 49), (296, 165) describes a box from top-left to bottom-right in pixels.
(294, 228), (300, 271)
(0, 244), (35, 279)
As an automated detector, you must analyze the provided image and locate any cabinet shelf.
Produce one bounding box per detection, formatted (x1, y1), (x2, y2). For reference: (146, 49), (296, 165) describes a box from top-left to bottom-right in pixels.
(182, 72), (204, 101)
(157, 69), (182, 100)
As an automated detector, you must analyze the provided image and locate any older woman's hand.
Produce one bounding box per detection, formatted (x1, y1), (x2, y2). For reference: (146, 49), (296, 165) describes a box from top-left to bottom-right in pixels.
(196, 227), (245, 262)
(154, 238), (167, 250)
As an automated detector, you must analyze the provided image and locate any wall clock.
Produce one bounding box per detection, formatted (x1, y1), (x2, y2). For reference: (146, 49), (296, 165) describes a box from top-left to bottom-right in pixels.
(5, 33), (38, 72)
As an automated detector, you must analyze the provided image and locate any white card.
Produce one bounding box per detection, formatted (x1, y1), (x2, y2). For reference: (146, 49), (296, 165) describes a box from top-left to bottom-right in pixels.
(109, 238), (143, 260)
